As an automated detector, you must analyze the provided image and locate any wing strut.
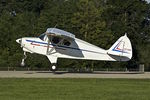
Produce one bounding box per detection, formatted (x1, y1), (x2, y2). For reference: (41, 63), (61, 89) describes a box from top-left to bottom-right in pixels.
(46, 35), (50, 55)
(46, 34), (56, 55)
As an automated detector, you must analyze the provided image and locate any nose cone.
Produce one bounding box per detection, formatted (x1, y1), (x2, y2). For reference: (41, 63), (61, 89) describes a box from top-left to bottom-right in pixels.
(16, 38), (22, 44)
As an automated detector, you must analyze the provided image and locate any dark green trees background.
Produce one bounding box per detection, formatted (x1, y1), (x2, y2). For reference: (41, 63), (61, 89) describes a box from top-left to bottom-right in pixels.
(0, 0), (150, 70)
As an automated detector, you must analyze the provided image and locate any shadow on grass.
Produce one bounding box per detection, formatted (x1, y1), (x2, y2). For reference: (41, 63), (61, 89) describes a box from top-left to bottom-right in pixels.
(35, 71), (144, 75)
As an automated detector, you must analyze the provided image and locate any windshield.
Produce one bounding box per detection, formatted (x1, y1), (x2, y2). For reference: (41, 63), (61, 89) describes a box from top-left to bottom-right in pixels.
(39, 33), (46, 41)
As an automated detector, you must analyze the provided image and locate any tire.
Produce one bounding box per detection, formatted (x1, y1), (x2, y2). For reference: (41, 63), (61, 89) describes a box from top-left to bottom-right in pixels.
(50, 63), (57, 72)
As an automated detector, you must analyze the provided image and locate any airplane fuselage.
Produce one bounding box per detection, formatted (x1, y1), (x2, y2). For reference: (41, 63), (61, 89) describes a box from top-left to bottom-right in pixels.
(16, 28), (132, 71)
(18, 37), (125, 61)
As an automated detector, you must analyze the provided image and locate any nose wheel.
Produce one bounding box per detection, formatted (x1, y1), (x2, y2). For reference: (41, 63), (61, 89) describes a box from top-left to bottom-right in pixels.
(21, 52), (27, 67)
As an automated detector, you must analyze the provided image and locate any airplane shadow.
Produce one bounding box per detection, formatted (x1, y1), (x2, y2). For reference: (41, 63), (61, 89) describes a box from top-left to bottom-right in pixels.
(36, 71), (68, 75)
(36, 71), (143, 75)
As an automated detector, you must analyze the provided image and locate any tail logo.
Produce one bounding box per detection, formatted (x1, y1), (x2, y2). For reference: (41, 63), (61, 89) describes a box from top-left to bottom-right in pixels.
(112, 41), (131, 54)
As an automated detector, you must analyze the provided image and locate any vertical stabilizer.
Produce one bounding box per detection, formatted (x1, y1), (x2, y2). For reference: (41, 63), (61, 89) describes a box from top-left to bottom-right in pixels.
(107, 33), (132, 61)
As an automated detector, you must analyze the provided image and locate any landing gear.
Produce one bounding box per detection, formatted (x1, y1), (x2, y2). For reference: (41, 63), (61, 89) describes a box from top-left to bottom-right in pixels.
(21, 52), (27, 67)
(47, 56), (58, 72)
(50, 63), (57, 72)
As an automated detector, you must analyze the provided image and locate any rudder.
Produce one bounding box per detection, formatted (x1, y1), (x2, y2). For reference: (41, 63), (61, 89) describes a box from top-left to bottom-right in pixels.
(107, 33), (132, 61)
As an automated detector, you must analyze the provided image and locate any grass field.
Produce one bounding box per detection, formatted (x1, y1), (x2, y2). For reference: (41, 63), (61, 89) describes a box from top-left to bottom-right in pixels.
(0, 78), (150, 100)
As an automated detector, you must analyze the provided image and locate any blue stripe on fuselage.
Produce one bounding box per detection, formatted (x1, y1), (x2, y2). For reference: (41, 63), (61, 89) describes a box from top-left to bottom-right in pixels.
(26, 39), (105, 54)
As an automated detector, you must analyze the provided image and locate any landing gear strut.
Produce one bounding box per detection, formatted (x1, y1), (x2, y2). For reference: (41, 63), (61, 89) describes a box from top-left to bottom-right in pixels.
(50, 63), (57, 72)
(21, 52), (27, 67)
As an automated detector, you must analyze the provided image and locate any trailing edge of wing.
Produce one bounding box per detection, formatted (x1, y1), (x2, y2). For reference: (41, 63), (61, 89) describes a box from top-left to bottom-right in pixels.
(46, 28), (75, 39)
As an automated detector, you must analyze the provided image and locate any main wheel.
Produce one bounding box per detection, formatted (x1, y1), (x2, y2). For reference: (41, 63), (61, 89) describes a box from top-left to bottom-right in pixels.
(50, 64), (57, 72)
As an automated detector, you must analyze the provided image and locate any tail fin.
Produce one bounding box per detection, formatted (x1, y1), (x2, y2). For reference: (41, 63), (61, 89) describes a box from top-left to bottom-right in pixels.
(107, 33), (132, 61)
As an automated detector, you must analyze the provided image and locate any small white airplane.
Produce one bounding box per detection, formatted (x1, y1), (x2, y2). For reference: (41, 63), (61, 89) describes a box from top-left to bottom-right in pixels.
(16, 28), (132, 71)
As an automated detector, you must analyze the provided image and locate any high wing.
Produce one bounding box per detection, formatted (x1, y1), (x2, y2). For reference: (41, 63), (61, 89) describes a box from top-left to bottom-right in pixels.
(45, 28), (75, 55)
(46, 28), (75, 39)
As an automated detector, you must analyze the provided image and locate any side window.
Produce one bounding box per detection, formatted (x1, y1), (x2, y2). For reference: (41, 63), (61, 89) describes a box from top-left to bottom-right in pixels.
(63, 39), (71, 46)
(52, 36), (61, 44)
(51, 36), (71, 46)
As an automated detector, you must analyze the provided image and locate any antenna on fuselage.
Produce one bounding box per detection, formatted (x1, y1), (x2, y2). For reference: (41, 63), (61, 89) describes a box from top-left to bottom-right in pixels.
(54, 24), (57, 28)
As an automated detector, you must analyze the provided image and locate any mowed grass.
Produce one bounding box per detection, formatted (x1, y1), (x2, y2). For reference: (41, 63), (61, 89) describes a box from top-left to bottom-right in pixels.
(0, 78), (150, 100)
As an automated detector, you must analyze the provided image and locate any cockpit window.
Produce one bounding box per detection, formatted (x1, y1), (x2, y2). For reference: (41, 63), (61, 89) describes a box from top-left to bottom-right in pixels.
(52, 37), (61, 44)
(63, 39), (71, 46)
(51, 37), (71, 46)
(39, 33), (46, 41)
